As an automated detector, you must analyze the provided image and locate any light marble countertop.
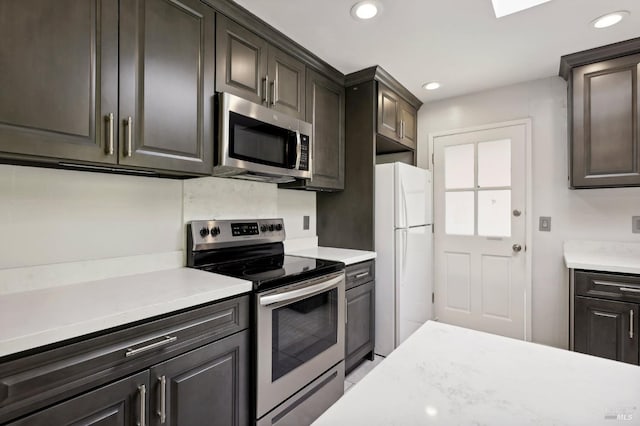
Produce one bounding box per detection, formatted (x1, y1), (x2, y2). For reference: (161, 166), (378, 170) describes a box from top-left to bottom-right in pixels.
(564, 240), (640, 274)
(315, 321), (640, 425)
(287, 246), (376, 266)
(0, 268), (251, 358)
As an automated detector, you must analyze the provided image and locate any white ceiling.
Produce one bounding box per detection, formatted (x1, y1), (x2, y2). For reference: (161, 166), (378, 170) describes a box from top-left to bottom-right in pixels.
(232, 0), (640, 103)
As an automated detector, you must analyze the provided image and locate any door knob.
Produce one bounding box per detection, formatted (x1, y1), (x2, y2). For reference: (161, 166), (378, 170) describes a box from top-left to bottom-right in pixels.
(512, 244), (522, 252)
(513, 209), (521, 217)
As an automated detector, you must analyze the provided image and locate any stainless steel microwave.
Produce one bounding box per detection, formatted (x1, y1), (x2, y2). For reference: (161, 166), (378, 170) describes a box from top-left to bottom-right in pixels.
(214, 92), (312, 183)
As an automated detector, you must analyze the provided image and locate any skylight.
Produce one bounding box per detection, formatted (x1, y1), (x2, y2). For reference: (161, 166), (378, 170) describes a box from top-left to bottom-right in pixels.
(491, 0), (552, 18)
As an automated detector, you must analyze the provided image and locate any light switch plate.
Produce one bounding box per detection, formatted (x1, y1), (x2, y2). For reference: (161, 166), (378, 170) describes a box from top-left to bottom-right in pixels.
(303, 215), (310, 230)
(633, 216), (640, 234)
(539, 216), (551, 232)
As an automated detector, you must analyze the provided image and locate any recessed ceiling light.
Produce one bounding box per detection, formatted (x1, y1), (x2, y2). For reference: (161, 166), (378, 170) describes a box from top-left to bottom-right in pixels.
(592, 11), (630, 29)
(423, 82), (441, 91)
(350, 1), (381, 21)
(491, 0), (552, 18)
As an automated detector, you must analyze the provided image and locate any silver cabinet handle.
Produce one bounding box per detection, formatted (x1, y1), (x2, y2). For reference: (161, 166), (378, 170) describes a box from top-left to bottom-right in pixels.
(262, 77), (268, 104)
(125, 116), (133, 157)
(345, 298), (348, 324)
(106, 113), (114, 155)
(158, 376), (167, 424)
(354, 272), (369, 279)
(400, 120), (405, 139)
(138, 384), (146, 426)
(270, 80), (276, 106)
(125, 336), (178, 358)
(260, 274), (343, 306)
(631, 310), (635, 339)
(620, 287), (640, 294)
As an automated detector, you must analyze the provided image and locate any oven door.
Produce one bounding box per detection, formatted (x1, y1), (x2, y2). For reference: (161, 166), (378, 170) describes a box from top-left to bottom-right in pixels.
(256, 271), (345, 419)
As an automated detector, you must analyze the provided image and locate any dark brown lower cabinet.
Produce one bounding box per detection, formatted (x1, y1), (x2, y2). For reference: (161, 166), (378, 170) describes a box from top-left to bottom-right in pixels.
(150, 331), (249, 426)
(574, 296), (639, 365)
(1, 296), (250, 425)
(8, 331), (249, 426)
(345, 280), (375, 373)
(9, 371), (149, 426)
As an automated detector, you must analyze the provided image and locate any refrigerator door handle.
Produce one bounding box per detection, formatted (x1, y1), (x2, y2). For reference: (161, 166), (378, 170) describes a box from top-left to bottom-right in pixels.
(401, 229), (408, 276)
(400, 180), (408, 229)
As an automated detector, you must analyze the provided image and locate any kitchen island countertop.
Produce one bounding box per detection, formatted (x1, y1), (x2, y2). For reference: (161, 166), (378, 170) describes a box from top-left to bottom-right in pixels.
(0, 268), (251, 358)
(314, 321), (640, 425)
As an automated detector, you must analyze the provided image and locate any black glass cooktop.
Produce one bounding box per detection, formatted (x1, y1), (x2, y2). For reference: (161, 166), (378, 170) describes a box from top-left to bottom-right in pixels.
(201, 254), (344, 291)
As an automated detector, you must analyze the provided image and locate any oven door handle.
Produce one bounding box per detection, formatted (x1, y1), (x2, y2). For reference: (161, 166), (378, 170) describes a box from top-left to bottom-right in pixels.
(259, 274), (343, 306)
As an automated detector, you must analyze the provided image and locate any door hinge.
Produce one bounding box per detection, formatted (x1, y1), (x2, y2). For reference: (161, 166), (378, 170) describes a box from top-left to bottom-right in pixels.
(431, 153), (434, 165)
(432, 292), (435, 303)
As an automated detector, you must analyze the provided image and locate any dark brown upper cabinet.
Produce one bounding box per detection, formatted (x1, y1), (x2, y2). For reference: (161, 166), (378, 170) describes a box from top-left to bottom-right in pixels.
(560, 38), (640, 188)
(377, 83), (418, 152)
(281, 68), (345, 191)
(216, 14), (305, 120)
(0, 0), (214, 176)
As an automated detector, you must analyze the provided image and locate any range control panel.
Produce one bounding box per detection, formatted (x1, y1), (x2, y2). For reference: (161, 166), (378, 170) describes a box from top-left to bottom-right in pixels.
(189, 218), (286, 251)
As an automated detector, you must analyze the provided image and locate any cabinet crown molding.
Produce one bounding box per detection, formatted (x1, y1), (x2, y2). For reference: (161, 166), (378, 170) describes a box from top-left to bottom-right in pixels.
(559, 37), (640, 80)
(345, 66), (423, 110)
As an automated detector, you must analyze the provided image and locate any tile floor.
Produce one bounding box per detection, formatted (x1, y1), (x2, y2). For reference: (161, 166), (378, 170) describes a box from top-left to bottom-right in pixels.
(344, 355), (384, 393)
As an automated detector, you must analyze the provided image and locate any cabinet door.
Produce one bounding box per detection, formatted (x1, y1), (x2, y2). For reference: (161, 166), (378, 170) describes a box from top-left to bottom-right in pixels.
(377, 83), (401, 143)
(345, 281), (375, 373)
(399, 101), (417, 150)
(574, 296), (639, 365)
(216, 14), (269, 106)
(119, 0), (214, 175)
(268, 46), (306, 119)
(9, 371), (149, 426)
(571, 54), (640, 188)
(305, 69), (345, 190)
(0, 0), (118, 164)
(149, 331), (249, 426)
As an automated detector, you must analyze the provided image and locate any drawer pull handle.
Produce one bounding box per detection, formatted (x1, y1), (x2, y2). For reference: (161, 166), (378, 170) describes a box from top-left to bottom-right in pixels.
(106, 113), (114, 155)
(125, 335), (177, 358)
(158, 375), (167, 423)
(138, 384), (146, 426)
(620, 287), (640, 294)
(631, 310), (635, 339)
(354, 272), (369, 279)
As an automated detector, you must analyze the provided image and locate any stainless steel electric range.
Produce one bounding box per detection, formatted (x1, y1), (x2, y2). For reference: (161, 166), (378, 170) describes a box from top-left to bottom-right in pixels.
(186, 218), (346, 425)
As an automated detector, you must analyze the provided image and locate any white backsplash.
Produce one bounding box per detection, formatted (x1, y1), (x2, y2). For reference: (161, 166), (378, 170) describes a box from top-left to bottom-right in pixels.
(0, 166), (317, 294)
(183, 176), (316, 240)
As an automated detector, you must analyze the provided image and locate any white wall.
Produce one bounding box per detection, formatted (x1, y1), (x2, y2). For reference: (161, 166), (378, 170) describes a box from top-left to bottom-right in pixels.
(0, 165), (316, 291)
(418, 76), (640, 349)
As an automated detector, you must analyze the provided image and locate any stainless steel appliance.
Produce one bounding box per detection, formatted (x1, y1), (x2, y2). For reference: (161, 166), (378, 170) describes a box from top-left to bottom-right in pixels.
(186, 219), (345, 425)
(215, 93), (313, 183)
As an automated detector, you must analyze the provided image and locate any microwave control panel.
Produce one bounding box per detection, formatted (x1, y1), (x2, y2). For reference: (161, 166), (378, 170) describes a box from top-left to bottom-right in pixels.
(299, 134), (310, 171)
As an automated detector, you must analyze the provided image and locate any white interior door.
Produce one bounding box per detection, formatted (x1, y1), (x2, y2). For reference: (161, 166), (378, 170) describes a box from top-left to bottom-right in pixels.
(433, 122), (529, 340)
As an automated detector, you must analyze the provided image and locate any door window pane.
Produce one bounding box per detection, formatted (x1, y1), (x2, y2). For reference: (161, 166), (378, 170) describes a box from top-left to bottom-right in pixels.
(478, 139), (511, 187)
(445, 191), (474, 235)
(445, 144), (474, 189)
(478, 190), (511, 237)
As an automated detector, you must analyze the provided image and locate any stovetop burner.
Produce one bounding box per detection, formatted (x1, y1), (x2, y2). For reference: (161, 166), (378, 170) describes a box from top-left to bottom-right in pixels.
(186, 219), (345, 291)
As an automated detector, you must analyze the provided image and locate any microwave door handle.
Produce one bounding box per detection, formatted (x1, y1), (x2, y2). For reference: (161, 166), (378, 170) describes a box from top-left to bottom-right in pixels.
(294, 131), (302, 169)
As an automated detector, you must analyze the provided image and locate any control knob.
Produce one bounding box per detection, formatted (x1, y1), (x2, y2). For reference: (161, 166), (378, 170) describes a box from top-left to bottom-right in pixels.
(261, 225), (268, 232)
(268, 224), (275, 232)
(275, 224), (283, 231)
(199, 227), (210, 237)
(211, 226), (220, 236)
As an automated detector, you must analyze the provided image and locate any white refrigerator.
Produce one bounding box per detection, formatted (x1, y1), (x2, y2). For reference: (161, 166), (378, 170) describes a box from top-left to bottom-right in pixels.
(375, 162), (433, 357)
